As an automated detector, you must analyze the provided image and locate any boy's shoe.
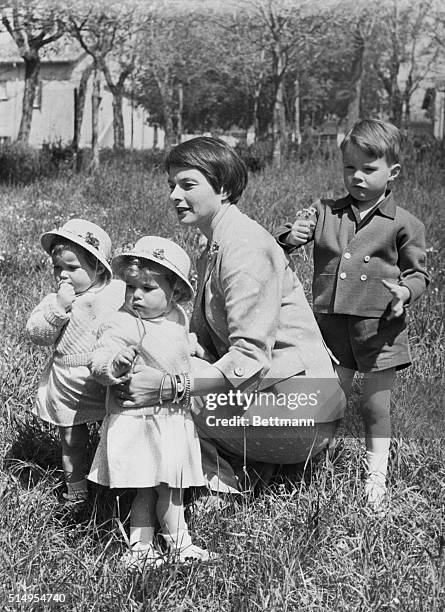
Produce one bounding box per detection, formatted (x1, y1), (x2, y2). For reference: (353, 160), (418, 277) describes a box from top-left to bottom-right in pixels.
(121, 544), (164, 572)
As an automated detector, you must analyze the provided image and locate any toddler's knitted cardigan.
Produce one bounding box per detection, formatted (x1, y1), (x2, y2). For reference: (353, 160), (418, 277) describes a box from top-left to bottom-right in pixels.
(26, 280), (125, 365)
(90, 305), (192, 417)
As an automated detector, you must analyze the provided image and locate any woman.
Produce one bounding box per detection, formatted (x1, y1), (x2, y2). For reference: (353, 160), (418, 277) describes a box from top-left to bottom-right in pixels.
(117, 137), (345, 493)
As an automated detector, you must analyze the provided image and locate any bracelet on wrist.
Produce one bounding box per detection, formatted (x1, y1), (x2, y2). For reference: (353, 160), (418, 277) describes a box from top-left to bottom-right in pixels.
(158, 373), (170, 405)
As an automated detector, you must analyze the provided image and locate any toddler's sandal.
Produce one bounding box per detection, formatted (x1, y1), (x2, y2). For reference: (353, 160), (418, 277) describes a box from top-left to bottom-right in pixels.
(172, 544), (219, 564)
(121, 545), (164, 572)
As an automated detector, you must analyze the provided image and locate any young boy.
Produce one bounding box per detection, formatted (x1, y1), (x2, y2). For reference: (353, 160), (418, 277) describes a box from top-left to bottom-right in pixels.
(276, 119), (429, 510)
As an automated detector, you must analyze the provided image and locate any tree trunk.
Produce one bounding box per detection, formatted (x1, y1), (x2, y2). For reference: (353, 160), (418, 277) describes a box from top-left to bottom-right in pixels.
(272, 48), (287, 167)
(73, 62), (93, 150)
(252, 49), (265, 142)
(112, 87), (125, 150)
(390, 80), (403, 127)
(91, 67), (101, 172)
(17, 53), (40, 143)
(292, 77), (301, 145)
(164, 106), (174, 151)
(345, 23), (365, 130)
(272, 76), (286, 166)
(176, 81), (183, 144)
(153, 123), (159, 149)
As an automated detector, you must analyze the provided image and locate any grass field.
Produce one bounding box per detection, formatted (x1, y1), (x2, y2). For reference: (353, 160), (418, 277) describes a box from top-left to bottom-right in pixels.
(0, 150), (444, 611)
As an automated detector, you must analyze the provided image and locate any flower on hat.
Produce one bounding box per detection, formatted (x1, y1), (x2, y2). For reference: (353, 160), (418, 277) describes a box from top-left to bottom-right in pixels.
(152, 248), (166, 260)
(84, 232), (100, 250)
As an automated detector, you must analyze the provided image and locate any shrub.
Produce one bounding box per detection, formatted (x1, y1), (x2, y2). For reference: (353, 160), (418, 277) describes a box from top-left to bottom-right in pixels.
(0, 142), (42, 184)
(235, 138), (273, 171)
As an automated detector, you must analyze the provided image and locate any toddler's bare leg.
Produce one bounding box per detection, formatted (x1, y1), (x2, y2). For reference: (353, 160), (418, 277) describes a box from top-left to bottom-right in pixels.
(130, 488), (157, 548)
(361, 368), (396, 509)
(59, 424), (89, 499)
(156, 484), (213, 561)
(156, 484), (186, 541)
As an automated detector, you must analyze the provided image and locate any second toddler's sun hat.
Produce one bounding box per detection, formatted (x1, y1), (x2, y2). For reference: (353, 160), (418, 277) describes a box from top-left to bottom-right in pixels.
(112, 236), (194, 301)
(41, 218), (112, 277)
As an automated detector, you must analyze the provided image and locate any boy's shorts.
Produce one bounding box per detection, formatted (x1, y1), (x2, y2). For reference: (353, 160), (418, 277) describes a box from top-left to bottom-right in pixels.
(315, 313), (411, 373)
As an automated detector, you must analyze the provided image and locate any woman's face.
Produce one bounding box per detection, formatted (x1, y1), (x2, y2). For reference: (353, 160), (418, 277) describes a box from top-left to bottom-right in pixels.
(168, 166), (226, 231)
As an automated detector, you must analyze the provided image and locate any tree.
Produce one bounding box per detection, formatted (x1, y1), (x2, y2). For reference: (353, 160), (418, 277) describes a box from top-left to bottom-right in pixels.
(371, 0), (440, 127)
(0, 0), (65, 143)
(68, 0), (147, 161)
(133, 6), (206, 149)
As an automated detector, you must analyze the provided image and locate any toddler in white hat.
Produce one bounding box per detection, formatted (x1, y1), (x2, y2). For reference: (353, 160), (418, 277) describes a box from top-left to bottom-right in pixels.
(26, 218), (125, 505)
(88, 236), (214, 568)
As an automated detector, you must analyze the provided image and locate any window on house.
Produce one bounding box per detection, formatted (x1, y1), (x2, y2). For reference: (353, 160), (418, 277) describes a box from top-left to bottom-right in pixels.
(33, 80), (42, 109)
(0, 82), (8, 101)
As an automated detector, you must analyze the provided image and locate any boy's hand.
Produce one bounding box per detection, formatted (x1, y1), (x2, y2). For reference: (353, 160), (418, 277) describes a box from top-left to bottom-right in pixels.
(287, 219), (316, 246)
(112, 346), (138, 377)
(56, 281), (76, 312)
(381, 280), (411, 320)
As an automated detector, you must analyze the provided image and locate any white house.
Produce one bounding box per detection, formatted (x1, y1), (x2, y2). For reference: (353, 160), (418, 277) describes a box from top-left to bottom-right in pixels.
(0, 33), (163, 149)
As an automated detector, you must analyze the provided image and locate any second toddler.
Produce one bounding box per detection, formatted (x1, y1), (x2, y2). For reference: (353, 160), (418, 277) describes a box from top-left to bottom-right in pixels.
(88, 236), (211, 568)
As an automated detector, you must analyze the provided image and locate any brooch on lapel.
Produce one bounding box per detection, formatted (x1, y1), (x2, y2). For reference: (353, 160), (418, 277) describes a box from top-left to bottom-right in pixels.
(208, 242), (219, 258)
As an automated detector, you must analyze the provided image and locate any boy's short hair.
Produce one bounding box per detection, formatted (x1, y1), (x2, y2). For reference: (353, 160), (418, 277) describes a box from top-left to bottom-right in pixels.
(165, 136), (248, 205)
(340, 119), (401, 164)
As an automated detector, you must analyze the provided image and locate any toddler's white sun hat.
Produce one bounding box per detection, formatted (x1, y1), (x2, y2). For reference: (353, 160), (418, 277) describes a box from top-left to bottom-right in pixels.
(41, 218), (112, 277)
(112, 236), (194, 301)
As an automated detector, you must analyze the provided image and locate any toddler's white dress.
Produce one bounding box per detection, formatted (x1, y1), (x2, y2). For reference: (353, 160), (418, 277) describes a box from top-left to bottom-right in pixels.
(88, 305), (204, 489)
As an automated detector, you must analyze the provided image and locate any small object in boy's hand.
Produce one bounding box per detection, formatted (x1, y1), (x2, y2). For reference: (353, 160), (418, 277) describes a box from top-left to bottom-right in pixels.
(381, 279), (410, 320)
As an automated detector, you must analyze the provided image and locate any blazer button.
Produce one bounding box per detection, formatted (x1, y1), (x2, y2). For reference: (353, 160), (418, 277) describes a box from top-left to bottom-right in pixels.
(364, 255), (370, 262)
(339, 272), (347, 279)
(360, 274), (367, 281)
(344, 252), (351, 259)
(234, 366), (245, 377)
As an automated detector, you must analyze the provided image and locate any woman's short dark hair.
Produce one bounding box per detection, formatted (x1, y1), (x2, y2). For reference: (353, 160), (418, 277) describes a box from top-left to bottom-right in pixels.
(165, 137), (248, 205)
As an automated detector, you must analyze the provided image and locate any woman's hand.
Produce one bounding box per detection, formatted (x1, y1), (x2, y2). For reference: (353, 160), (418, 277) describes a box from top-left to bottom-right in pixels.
(114, 364), (167, 409)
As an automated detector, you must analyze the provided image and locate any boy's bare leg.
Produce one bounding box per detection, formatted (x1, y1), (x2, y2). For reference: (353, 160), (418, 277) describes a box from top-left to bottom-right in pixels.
(336, 365), (356, 396)
(361, 368), (396, 509)
(328, 366), (355, 457)
(59, 424), (89, 500)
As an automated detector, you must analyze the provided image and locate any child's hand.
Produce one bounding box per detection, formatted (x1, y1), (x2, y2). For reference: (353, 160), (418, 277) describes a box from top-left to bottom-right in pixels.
(381, 280), (411, 320)
(189, 333), (210, 360)
(56, 281), (76, 312)
(112, 346), (138, 377)
(287, 219), (316, 246)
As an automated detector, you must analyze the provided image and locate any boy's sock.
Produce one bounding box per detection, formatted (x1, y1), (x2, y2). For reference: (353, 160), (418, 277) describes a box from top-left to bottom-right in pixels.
(65, 478), (88, 501)
(364, 449), (389, 509)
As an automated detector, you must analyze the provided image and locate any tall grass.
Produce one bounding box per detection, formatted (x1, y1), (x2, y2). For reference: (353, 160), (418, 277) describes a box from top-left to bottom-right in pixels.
(0, 152), (444, 610)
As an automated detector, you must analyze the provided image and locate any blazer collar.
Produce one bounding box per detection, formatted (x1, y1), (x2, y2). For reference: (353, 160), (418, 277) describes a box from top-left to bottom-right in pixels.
(332, 191), (396, 220)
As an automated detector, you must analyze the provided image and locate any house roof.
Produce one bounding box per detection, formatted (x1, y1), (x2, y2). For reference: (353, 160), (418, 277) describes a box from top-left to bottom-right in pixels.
(0, 32), (83, 64)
